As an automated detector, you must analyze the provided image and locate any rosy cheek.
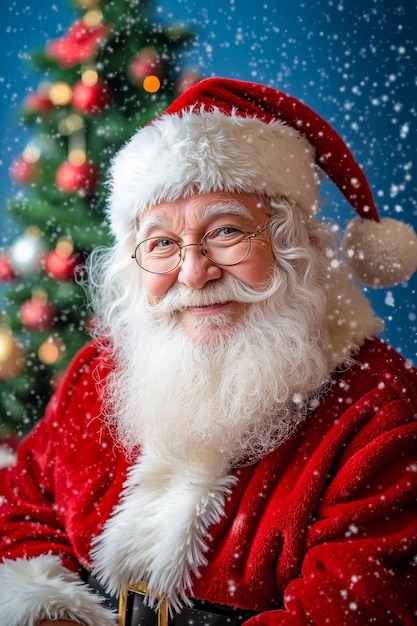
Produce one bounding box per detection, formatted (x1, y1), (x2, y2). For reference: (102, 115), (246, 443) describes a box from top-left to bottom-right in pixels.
(251, 251), (276, 286)
(233, 255), (274, 290)
(142, 273), (177, 304)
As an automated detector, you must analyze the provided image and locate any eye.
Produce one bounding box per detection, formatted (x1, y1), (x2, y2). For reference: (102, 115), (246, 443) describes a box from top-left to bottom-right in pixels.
(207, 226), (243, 240)
(219, 226), (240, 236)
(155, 238), (175, 248)
(145, 237), (178, 254)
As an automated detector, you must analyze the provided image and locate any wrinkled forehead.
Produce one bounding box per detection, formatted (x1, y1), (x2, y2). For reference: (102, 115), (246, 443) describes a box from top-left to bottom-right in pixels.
(136, 193), (266, 240)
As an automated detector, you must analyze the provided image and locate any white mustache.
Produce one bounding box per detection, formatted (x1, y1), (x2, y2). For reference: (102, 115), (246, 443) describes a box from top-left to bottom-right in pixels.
(148, 273), (281, 318)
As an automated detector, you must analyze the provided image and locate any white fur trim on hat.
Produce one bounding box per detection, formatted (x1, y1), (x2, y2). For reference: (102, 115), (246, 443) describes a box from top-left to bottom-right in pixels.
(0, 554), (116, 626)
(108, 108), (320, 241)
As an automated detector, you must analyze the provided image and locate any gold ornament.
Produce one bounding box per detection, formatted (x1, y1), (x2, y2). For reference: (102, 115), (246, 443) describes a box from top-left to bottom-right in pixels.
(83, 9), (103, 27)
(0, 326), (25, 379)
(38, 336), (65, 365)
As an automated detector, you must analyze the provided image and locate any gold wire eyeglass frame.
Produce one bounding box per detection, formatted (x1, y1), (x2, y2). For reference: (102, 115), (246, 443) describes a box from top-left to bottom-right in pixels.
(131, 221), (272, 274)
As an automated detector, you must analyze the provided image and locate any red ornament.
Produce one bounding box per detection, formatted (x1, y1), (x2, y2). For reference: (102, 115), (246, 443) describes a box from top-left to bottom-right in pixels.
(72, 79), (112, 114)
(56, 160), (99, 195)
(9, 155), (40, 185)
(20, 292), (56, 331)
(128, 47), (165, 84)
(0, 255), (18, 282)
(46, 18), (110, 68)
(45, 246), (82, 280)
(23, 91), (54, 115)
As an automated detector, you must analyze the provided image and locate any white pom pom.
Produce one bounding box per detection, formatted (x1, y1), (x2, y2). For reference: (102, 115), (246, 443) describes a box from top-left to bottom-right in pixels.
(342, 216), (417, 288)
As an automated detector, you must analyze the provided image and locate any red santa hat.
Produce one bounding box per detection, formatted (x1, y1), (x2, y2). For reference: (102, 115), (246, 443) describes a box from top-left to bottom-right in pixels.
(109, 76), (417, 288)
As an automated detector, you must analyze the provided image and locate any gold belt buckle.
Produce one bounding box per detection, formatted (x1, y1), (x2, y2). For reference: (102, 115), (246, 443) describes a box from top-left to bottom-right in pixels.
(119, 581), (169, 626)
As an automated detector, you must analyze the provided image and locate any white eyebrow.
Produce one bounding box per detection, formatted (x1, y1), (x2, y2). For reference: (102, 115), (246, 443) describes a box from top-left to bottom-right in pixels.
(201, 200), (255, 223)
(136, 200), (256, 241)
(136, 214), (169, 242)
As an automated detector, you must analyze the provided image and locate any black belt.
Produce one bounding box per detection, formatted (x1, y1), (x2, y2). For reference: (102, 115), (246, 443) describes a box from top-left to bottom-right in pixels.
(82, 570), (258, 626)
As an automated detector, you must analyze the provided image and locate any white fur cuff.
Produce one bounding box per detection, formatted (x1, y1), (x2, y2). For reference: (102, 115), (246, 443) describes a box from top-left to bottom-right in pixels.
(91, 453), (237, 613)
(0, 554), (117, 626)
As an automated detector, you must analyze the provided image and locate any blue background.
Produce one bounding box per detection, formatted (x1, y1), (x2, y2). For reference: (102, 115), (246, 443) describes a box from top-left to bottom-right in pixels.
(1, 0), (416, 361)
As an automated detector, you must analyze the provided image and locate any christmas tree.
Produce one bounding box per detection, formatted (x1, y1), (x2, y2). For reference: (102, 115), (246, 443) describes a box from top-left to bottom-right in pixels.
(0, 0), (199, 437)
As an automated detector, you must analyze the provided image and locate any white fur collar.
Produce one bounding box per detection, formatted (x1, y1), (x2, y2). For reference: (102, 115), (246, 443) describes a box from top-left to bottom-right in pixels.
(91, 452), (237, 612)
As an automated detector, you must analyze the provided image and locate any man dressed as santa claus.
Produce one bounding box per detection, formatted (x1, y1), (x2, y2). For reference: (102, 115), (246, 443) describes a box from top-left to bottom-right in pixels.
(1, 78), (417, 626)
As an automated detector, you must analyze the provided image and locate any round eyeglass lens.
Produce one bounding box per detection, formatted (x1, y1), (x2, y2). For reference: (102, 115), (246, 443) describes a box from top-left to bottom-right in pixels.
(136, 238), (182, 273)
(202, 227), (250, 265)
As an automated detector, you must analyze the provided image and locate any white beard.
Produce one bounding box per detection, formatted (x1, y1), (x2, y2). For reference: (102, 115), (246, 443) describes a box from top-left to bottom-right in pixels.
(102, 272), (331, 474)
(90, 215), (382, 607)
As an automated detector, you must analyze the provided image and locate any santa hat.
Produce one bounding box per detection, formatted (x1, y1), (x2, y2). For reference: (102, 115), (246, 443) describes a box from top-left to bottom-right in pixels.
(109, 77), (417, 288)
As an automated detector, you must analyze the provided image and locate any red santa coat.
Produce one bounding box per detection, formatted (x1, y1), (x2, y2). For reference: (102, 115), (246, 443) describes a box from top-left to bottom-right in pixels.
(0, 337), (417, 625)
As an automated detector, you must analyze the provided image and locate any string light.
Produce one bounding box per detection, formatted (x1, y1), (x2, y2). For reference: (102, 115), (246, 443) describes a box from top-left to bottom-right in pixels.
(58, 115), (87, 166)
(55, 238), (75, 258)
(49, 81), (72, 106)
(143, 75), (161, 93)
(81, 68), (99, 86)
(58, 114), (84, 136)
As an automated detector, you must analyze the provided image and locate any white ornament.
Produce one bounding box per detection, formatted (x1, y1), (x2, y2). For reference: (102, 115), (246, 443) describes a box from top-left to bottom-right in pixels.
(9, 228), (45, 275)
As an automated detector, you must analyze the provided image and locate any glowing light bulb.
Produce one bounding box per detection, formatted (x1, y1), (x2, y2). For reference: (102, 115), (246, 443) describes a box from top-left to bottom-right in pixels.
(143, 75), (161, 93)
(49, 82), (72, 106)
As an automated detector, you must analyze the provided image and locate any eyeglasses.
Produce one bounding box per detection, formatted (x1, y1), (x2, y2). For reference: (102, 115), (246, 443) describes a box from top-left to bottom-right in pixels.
(131, 221), (271, 274)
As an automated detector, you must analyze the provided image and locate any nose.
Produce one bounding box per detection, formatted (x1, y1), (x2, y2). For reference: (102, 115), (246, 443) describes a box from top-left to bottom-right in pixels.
(177, 243), (222, 289)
